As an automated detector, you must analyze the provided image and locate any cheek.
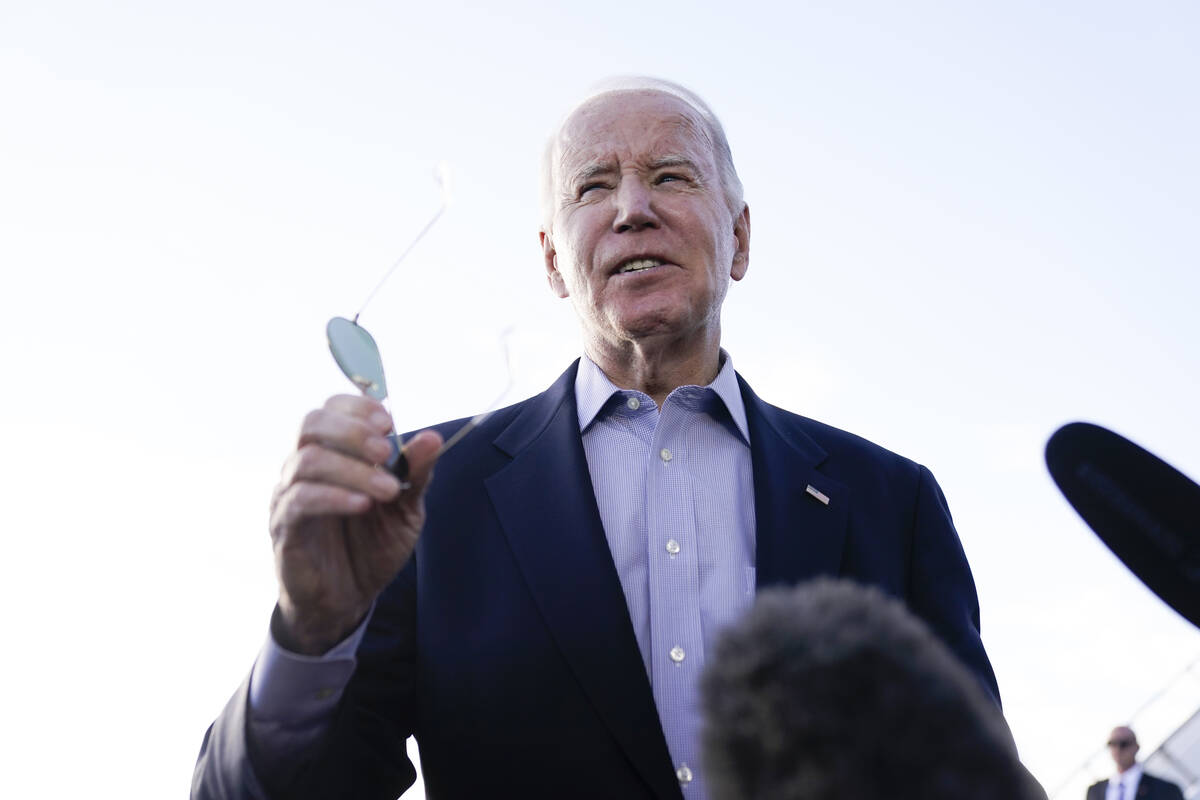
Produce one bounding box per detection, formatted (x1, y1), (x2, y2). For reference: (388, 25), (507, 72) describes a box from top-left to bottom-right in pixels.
(562, 235), (601, 286)
(557, 252), (595, 300)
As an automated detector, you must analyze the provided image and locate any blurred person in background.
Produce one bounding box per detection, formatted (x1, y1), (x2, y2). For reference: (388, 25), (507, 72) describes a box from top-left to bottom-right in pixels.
(1086, 727), (1183, 800)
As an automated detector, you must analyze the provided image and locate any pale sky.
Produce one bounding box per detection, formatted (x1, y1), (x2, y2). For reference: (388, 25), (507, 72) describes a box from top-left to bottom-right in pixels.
(2, 1), (1199, 797)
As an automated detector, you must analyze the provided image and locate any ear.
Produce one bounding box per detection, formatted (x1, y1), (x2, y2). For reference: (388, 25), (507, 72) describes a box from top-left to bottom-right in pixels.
(730, 203), (750, 281)
(541, 229), (569, 298)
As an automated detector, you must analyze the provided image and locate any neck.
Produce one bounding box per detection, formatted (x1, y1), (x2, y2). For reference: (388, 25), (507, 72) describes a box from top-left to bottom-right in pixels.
(585, 327), (723, 407)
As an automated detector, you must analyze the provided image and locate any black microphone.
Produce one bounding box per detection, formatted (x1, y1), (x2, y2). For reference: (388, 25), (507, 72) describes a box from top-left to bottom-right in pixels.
(1045, 421), (1200, 629)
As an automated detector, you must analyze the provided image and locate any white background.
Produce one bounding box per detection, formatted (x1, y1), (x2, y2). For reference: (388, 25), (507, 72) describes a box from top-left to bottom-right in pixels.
(2, 1), (1198, 796)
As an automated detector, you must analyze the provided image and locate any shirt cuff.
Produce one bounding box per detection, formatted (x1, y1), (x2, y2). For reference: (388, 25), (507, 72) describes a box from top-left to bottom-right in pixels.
(248, 604), (374, 725)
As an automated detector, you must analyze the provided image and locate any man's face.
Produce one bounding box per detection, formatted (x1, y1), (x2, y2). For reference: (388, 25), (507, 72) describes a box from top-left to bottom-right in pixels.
(1107, 727), (1139, 772)
(541, 91), (749, 352)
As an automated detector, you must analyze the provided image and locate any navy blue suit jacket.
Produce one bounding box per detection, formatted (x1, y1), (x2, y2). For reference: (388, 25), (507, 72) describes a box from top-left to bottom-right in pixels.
(193, 361), (999, 799)
(1087, 774), (1185, 800)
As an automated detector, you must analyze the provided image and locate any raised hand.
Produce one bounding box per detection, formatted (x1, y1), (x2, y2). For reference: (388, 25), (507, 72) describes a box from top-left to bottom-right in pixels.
(268, 394), (442, 654)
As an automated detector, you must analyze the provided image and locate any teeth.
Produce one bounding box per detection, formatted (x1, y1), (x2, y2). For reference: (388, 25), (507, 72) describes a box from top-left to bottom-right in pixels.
(618, 259), (662, 274)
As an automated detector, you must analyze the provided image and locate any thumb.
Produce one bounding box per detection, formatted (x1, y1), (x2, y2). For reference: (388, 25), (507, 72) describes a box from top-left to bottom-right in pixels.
(401, 429), (443, 493)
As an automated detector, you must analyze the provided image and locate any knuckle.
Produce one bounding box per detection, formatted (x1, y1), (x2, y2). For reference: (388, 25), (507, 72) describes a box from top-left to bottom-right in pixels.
(293, 443), (327, 478)
(277, 451), (300, 486)
(269, 481), (285, 513)
(351, 417), (374, 448)
(271, 484), (304, 532)
(327, 393), (366, 413)
(284, 483), (327, 521)
(299, 409), (325, 442)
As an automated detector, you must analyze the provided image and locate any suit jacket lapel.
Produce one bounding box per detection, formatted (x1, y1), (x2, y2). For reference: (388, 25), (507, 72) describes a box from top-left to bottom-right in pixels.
(739, 376), (850, 588)
(485, 362), (680, 800)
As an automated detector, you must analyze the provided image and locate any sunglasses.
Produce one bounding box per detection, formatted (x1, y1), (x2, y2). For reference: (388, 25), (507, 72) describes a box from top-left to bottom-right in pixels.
(326, 166), (512, 479)
(1107, 739), (1136, 749)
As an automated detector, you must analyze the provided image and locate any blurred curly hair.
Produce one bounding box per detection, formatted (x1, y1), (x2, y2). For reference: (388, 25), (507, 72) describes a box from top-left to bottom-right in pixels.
(701, 578), (1045, 800)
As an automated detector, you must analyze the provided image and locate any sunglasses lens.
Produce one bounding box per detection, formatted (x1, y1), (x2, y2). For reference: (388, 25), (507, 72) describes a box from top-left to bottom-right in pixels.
(327, 317), (388, 400)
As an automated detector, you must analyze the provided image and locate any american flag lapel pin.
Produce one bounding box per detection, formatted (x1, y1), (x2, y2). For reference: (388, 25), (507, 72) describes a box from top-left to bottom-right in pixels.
(805, 484), (830, 506)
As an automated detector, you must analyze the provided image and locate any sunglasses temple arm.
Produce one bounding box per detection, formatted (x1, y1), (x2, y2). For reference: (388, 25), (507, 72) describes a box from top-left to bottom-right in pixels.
(354, 201), (448, 324)
(384, 387), (507, 479)
(389, 330), (514, 476)
(384, 401), (496, 480)
(433, 373), (514, 457)
(383, 412), (474, 482)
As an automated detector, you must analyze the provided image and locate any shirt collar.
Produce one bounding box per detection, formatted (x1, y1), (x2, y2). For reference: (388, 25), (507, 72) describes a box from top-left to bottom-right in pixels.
(574, 350), (750, 443)
(1115, 763), (1143, 784)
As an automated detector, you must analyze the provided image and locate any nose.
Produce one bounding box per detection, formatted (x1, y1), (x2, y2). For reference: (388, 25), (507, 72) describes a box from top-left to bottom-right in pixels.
(611, 176), (659, 233)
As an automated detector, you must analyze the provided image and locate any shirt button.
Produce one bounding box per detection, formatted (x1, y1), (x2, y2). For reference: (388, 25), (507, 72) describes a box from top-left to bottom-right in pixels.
(670, 645), (686, 664)
(314, 687), (336, 700)
(660, 448), (673, 462)
(666, 539), (681, 555)
(676, 764), (693, 784)
(626, 396), (640, 410)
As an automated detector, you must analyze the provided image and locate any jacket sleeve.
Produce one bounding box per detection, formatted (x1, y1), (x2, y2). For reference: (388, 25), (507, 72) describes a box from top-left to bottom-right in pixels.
(191, 674), (270, 800)
(907, 464), (1002, 707)
(271, 560), (421, 800)
(191, 562), (420, 800)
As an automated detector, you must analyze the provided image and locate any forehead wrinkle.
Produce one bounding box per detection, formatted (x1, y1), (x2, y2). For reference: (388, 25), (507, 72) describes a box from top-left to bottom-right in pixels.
(567, 160), (618, 186)
(557, 102), (715, 172)
(557, 140), (715, 198)
(541, 84), (744, 229)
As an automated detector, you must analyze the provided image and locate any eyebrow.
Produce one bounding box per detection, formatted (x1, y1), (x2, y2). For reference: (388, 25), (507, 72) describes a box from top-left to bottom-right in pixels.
(647, 155), (701, 172)
(566, 155), (702, 188)
(569, 162), (617, 186)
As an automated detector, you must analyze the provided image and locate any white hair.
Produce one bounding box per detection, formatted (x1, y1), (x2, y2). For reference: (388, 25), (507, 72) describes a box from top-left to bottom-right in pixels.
(540, 76), (745, 232)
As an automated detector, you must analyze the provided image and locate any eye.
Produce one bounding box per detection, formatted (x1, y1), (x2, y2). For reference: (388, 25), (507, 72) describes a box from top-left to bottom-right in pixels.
(578, 182), (610, 197)
(654, 173), (687, 185)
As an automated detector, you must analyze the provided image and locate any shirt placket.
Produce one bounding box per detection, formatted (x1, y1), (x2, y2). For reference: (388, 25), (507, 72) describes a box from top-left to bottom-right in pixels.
(647, 398), (705, 792)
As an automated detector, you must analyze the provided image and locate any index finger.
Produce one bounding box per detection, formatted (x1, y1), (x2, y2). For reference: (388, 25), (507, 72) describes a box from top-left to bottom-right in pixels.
(322, 394), (394, 431)
(294, 397), (395, 464)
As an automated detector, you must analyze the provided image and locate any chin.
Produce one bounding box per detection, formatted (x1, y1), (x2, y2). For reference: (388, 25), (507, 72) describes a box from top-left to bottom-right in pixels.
(612, 309), (687, 340)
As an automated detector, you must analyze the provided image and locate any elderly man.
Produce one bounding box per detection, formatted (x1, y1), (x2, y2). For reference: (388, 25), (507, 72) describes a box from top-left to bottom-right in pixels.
(193, 78), (1004, 800)
(1086, 727), (1183, 800)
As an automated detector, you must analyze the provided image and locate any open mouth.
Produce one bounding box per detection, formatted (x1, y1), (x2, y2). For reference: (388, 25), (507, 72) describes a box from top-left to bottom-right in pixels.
(615, 258), (664, 274)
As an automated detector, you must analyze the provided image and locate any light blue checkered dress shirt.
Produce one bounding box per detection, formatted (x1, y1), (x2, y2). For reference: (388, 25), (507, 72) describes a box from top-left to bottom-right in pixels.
(575, 353), (756, 799)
